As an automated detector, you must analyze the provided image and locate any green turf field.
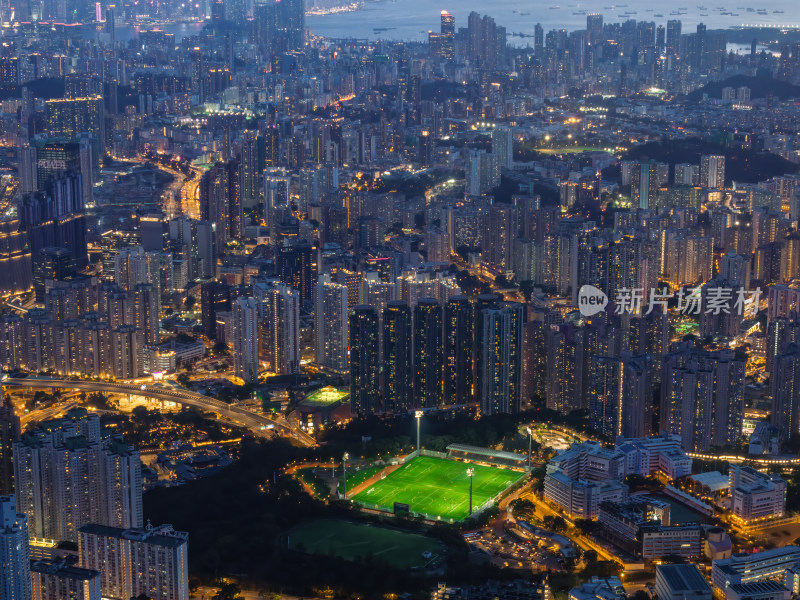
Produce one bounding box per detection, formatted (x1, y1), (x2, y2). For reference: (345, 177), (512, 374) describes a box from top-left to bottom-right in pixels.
(338, 465), (385, 493)
(288, 519), (442, 568)
(352, 456), (522, 521)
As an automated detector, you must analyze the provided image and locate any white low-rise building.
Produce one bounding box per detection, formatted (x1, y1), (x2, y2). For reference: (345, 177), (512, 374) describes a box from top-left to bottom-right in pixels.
(543, 471), (627, 519)
(729, 465), (786, 523)
(712, 547), (800, 596)
(548, 441), (627, 482)
(615, 434), (692, 480)
(544, 441), (630, 519)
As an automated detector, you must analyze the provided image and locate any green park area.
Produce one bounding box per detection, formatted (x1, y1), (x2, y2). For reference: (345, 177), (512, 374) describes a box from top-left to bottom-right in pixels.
(288, 519), (443, 569)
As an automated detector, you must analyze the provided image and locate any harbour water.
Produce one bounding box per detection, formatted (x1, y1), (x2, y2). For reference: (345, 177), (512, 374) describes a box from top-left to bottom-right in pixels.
(306, 0), (800, 43)
(100, 0), (800, 46)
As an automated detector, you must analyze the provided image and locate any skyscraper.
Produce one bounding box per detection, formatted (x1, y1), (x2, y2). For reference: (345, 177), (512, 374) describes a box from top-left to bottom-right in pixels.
(383, 301), (413, 414)
(313, 274), (349, 373)
(110, 325), (144, 379)
(262, 126), (280, 166)
(350, 306), (381, 415)
(587, 13), (603, 44)
(589, 353), (652, 439)
(13, 411), (142, 542)
(232, 296), (260, 384)
(131, 283), (160, 346)
(254, 280), (300, 376)
(477, 302), (523, 415)
(263, 168), (291, 227)
(31, 559), (101, 600)
(276, 0), (305, 50)
(444, 296), (474, 406)
(631, 161), (668, 210)
(45, 96), (104, 145)
(200, 281), (231, 339)
(771, 343), (800, 440)
(359, 272), (396, 319)
(466, 11), (507, 67)
(485, 203), (517, 271)
(276, 240), (315, 307)
(492, 125), (513, 173)
(465, 149), (497, 196)
(440, 11), (455, 60)
(700, 155), (726, 189)
(18, 173), (88, 272)
(661, 343), (745, 451)
(666, 20), (682, 57)
(0, 494), (31, 600)
(534, 23), (544, 57)
(199, 161), (242, 254)
(0, 395), (21, 496)
(414, 298), (444, 408)
(239, 129), (264, 208)
(79, 523), (189, 600)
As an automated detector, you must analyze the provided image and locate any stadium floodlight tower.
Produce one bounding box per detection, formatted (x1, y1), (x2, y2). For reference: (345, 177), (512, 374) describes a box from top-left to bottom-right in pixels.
(342, 452), (349, 498)
(415, 410), (423, 453)
(467, 467), (475, 516)
(525, 426), (533, 471)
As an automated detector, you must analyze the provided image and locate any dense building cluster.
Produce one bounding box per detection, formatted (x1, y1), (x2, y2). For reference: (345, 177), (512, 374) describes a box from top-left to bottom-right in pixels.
(0, 0), (798, 596)
(0, 409), (187, 600)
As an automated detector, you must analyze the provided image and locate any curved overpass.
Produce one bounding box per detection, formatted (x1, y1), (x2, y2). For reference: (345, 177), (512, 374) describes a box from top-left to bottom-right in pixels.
(3, 377), (317, 448)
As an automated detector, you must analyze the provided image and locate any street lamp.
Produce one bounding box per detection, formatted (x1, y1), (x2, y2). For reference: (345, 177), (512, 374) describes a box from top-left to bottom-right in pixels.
(467, 468), (474, 516)
(342, 452), (349, 498)
(415, 410), (423, 454)
(525, 427), (533, 471)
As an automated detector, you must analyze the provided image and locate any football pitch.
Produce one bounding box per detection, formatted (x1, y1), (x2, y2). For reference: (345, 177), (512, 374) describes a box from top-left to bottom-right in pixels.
(352, 456), (522, 521)
(289, 519), (443, 568)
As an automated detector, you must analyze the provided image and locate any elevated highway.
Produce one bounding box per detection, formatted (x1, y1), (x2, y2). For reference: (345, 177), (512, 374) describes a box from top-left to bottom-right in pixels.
(3, 377), (317, 447)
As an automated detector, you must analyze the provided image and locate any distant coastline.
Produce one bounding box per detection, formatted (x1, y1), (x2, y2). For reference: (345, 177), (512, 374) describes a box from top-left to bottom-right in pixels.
(305, 2), (363, 17)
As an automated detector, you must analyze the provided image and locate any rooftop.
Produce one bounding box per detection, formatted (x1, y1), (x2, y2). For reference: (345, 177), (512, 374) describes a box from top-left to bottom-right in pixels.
(79, 523), (188, 548)
(729, 581), (789, 594)
(714, 546), (800, 574)
(689, 471), (729, 492)
(657, 564), (712, 594)
(447, 443), (527, 463)
(31, 559), (100, 581)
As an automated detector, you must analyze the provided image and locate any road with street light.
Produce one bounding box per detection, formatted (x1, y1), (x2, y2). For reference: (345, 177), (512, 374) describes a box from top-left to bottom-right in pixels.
(2, 377), (317, 447)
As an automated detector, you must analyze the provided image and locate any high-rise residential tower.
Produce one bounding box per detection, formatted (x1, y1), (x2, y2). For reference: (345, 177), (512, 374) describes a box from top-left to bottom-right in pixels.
(350, 305), (381, 415)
